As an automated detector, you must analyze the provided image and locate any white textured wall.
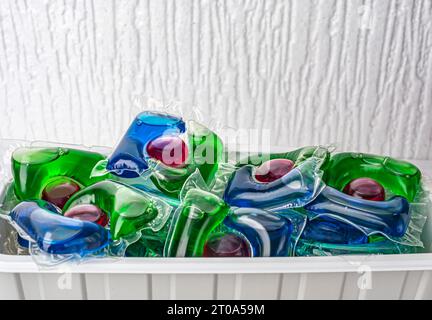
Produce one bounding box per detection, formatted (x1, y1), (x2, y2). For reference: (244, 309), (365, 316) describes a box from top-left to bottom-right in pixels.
(0, 0), (431, 159)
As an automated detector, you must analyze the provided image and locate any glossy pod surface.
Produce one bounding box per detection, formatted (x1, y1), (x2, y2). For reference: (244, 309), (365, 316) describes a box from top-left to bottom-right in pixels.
(301, 216), (368, 244)
(164, 189), (229, 257)
(64, 204), (109, 227)
(323, 152), (421, 202)
(9, 200), (110, 256)
(42, 177), (81, 209)
(12, 147), (108, 201)
(63, 180), (171, 240)
(148, 121), (224, 197)
(146, 136), (188, 168)
(203, 232), (252, 257)
(304, 186), (410, 237)
(343, 178), (385, 201)
(224, 157), (324, 210)
(107, 111), (186, 178)
(254, 159), (295, 183)
(224, 208), (293, 257)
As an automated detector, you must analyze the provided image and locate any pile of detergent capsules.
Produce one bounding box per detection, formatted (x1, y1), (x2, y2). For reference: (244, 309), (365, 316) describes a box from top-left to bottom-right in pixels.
(0, 110), (429, 264)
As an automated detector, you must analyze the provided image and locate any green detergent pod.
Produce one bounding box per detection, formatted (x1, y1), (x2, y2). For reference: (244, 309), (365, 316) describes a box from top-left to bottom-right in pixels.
(323, 152), (421, 202)
(164, 188), (230, 257)
(148, 121), (224, 197)
(63, 180), (173, 241)
(12, 147), (109, 204)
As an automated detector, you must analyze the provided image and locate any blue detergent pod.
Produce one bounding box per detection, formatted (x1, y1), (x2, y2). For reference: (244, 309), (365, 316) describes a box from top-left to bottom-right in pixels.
(304, 186), (410, 237)
(301, 216), (368, 245)
(224, 207), (293, 257)
(107, 111), (186, 178)
(223, 157), (324, 211)
(14, 200), (61, 250)
(9, 200), (110, 256)
(17, 234), (30, 248)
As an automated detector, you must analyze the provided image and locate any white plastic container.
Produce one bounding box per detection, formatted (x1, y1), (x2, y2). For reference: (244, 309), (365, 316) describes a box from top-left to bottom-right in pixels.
(1, 142), (431, 300)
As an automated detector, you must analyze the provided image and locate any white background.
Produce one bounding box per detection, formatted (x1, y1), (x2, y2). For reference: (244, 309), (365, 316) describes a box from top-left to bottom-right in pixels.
(0, 0), (431, 159)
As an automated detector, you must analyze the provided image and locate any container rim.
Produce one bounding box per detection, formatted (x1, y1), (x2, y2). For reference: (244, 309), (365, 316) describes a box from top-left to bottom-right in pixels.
(2, 253), (432, 274)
